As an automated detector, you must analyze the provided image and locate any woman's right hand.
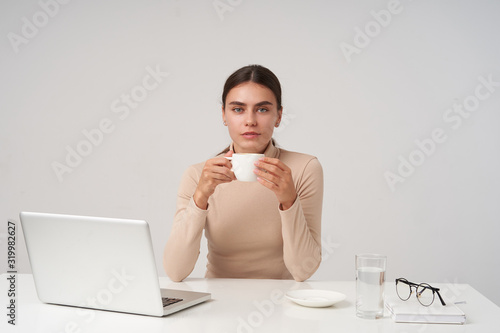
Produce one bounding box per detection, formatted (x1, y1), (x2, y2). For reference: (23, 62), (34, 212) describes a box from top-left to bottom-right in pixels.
(193, 150), (235, 209)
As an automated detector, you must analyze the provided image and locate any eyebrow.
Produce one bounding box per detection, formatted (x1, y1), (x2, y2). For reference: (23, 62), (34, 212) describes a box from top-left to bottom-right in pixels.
(228, 101), (274, 106)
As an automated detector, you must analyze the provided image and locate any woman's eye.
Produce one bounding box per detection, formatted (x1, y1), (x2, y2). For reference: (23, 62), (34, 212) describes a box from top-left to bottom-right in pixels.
(257, 108), (268, 113)
(233, 107), (243, 113)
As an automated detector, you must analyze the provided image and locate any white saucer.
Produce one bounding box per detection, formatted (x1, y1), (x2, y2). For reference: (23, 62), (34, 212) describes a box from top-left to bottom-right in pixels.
(285, 289), (346, 308)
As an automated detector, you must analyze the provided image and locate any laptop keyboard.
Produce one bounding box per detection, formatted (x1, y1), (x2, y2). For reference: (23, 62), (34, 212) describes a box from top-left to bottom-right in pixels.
(162, 297), (184, 307)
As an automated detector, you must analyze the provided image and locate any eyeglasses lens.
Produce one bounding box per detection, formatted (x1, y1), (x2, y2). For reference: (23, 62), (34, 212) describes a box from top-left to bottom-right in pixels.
(417, 283), (435, 306)
(396, 280), (411, 300)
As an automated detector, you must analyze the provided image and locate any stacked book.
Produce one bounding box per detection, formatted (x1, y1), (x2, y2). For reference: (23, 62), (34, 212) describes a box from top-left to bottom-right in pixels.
(385, 296), (466, 324)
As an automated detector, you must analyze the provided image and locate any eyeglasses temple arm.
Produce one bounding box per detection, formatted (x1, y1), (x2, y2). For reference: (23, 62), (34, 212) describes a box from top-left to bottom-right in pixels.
(397, 279), (419, 288)
(435, 290), (447, 306)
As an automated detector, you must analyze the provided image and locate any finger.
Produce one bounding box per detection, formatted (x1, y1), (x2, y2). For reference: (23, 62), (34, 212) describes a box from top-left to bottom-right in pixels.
(203, 172), (233, 186)
(255, 157), (289, 173)
(254, 162), (283, 177)
(253, 168), (279, 185)
(256, 176), (278, 190)
(211, 165), (236, 181)
(257, 157), (285, 167)
(212, 162), (236, 179)
(210, 156), (233, 169)
(202, 164), (234, 181)
(201, 169), (226, 182)
(214, 155), (236, 179)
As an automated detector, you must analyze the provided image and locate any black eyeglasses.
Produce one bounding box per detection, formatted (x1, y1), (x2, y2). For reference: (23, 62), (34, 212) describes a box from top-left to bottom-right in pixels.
(395, 278), (446, 307)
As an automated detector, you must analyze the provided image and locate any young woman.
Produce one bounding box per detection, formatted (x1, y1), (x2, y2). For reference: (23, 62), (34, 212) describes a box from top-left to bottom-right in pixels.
(164, 65), (323, 282)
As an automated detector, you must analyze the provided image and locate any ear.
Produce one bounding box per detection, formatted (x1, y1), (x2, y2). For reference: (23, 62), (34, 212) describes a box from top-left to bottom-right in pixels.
(277, 107), (283, 123)
(221, 106), (226, 124)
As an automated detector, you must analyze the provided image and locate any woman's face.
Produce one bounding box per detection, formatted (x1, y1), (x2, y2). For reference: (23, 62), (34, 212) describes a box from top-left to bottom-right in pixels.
(222, 81), (282, 154)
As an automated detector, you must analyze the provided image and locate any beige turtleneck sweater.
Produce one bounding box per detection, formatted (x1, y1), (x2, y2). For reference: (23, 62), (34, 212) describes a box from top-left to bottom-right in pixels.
(163, 142), (323, 282)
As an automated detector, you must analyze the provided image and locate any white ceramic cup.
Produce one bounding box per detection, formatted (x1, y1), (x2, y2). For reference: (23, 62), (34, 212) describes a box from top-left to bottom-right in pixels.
(225, 153), (264, 182)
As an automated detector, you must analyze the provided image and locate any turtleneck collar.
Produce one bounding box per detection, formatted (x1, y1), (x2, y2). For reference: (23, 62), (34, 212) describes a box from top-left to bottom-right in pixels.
(229, 140), (280, 159)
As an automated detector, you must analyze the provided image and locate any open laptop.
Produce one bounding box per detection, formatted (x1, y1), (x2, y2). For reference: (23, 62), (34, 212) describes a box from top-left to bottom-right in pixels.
(19, 211), (210, 317)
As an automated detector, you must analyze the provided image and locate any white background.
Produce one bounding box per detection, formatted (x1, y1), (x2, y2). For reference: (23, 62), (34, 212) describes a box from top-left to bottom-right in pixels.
(1, 0), (499, 306)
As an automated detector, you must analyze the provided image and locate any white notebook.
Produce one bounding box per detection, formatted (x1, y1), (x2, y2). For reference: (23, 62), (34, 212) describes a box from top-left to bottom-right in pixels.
(385, 296), (466, 324)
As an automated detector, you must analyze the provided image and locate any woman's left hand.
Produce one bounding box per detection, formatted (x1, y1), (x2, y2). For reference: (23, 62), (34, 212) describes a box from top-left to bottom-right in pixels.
(254, 157), (297, 210)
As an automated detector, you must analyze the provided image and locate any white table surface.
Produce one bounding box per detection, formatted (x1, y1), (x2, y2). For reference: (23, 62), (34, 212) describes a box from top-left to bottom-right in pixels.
(1, 274), (499, 333)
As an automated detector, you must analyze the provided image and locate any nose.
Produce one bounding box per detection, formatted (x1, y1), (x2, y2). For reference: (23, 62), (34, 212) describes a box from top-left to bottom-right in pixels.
(245, 111), (257, 126)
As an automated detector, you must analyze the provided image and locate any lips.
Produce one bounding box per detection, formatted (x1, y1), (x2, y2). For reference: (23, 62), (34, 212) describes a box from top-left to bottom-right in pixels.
(242, 132), (260, 139)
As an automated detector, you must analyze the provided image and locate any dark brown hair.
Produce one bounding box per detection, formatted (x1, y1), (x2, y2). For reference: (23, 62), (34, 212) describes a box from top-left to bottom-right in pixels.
(217, 65), (281, 155)
(222, 64), (282, 109)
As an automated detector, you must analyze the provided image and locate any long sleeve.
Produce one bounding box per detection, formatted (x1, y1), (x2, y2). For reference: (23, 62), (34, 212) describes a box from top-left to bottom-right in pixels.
(164, 143), (324, 282)
(163, 165), (207, 282)
(280, 157), (323, 281)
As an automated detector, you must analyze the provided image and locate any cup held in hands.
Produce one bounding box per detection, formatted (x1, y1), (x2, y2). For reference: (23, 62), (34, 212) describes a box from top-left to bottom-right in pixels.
(225, 153), (264, 182)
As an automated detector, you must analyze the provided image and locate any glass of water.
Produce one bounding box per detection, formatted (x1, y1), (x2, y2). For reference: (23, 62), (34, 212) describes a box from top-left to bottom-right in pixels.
(356, 254), (387, 319)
